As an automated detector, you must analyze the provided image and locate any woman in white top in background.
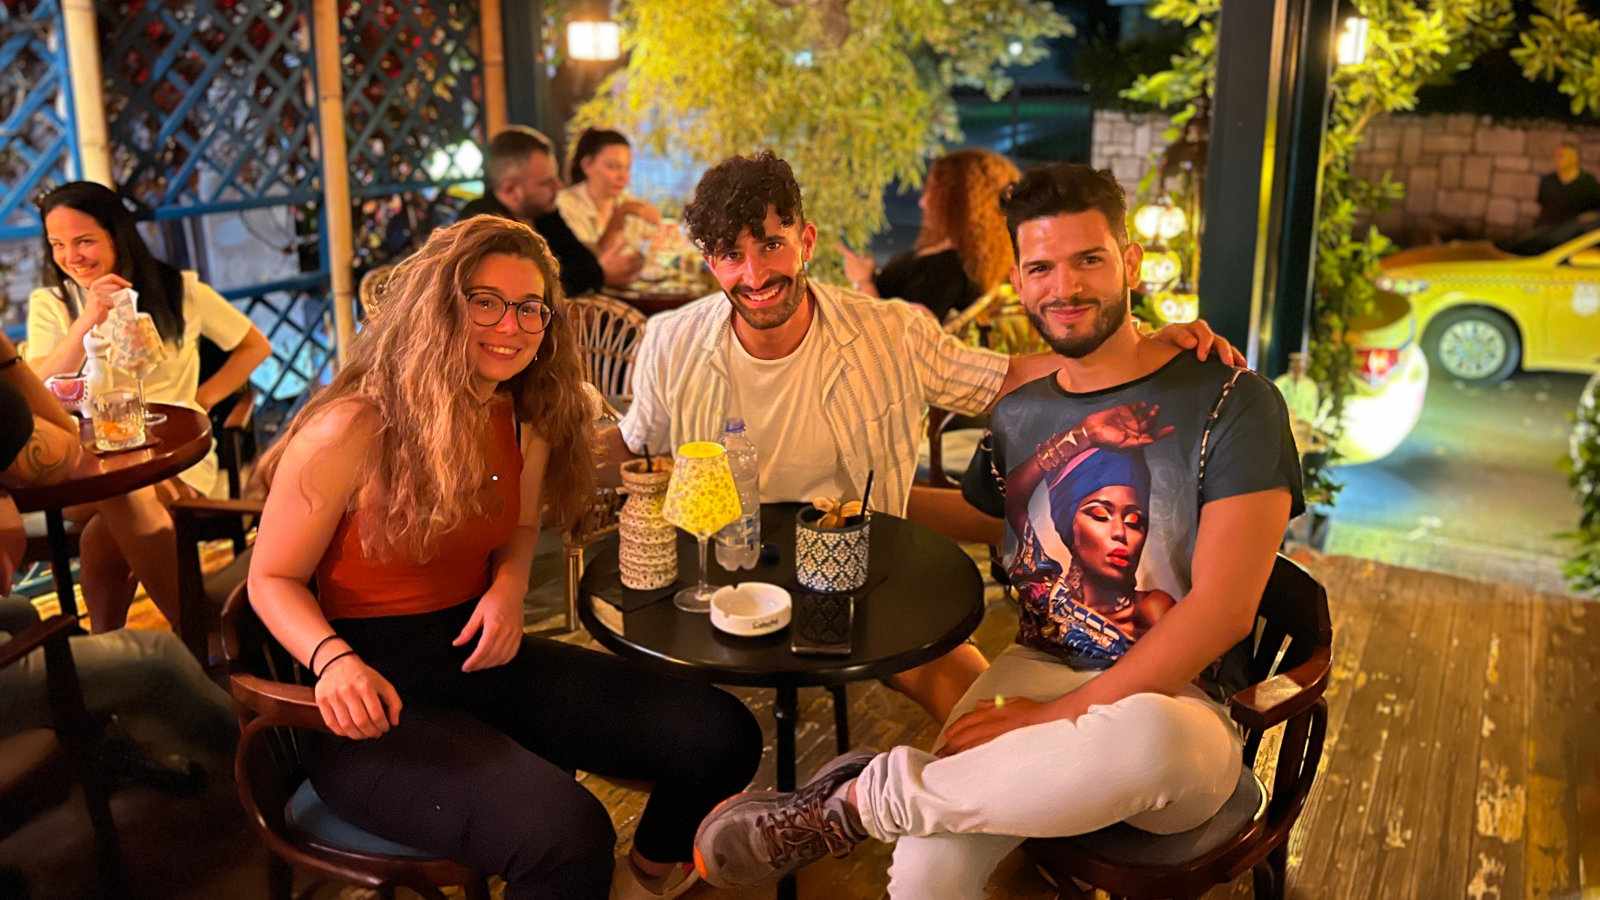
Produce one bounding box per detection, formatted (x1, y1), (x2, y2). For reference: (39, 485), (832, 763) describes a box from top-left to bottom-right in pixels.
(26, 181), (271, 630)
(556, 129), (664, 259)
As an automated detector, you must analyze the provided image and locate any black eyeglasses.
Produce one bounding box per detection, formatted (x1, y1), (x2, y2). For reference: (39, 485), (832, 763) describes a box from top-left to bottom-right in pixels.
(465, 290), (554, 334)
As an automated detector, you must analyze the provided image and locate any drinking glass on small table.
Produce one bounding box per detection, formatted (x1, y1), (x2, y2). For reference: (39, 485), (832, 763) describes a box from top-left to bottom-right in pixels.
(660, 441), (742, 613)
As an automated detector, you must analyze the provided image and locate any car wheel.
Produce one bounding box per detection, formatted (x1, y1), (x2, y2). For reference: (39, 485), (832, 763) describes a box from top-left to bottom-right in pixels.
(1424, 307), (1521, 384)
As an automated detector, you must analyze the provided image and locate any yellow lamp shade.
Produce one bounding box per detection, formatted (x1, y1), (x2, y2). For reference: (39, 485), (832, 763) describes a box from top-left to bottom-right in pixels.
(1139, 249), (1182, 291)
(661, 441), (742, 538)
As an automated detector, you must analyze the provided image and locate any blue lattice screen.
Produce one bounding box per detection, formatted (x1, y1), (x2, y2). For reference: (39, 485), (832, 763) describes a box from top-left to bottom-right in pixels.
(341, 0), (486, 270)
(0, 0), (80, 241)
(99, 0), (331, 405)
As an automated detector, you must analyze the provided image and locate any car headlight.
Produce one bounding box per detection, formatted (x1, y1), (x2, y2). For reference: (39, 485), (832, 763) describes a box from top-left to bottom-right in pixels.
(1374, 275), (1429, 294)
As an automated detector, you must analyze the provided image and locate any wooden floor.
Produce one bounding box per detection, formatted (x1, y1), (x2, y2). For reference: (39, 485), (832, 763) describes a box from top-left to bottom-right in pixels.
(6, 549), (1597, 899)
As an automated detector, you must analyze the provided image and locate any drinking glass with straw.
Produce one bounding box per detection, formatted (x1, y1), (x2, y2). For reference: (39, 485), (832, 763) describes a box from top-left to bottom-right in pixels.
(660, 441), (742, 613)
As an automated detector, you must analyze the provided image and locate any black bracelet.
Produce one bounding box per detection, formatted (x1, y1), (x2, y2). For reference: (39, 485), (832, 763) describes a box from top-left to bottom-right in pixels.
(0, 356), (20, 371)
(316, 649), (357, 679)
(307, 634), (340, 673)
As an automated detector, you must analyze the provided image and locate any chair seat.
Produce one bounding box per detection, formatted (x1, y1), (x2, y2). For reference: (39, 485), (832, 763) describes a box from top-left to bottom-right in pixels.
(1027, 764), (1265, 870)
(285, 778), (436, 859)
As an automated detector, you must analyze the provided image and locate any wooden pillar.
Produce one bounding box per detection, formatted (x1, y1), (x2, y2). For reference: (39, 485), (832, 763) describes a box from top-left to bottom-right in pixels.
(482, 0), (509, 135)
(312, 0), (356, 366)
(61, 0), (112, 186)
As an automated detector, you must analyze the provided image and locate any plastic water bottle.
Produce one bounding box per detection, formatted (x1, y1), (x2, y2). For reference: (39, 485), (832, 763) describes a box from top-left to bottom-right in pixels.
(715, 418), (761, 570)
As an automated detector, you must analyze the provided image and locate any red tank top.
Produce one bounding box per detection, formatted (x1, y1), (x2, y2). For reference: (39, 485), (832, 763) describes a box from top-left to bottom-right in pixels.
(315, 400), (522, 619)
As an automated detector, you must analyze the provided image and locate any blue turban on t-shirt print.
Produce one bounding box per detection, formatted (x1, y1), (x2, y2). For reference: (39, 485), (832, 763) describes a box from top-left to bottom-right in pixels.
(1018, 427), (1179, 664)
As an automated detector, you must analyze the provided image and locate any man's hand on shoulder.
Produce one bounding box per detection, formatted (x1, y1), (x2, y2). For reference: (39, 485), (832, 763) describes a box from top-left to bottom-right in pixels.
(1149, 319), (1246, 367)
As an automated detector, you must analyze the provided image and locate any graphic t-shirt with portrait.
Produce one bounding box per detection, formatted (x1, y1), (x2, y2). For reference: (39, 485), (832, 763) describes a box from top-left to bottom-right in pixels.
(962, 353), (1305, 698)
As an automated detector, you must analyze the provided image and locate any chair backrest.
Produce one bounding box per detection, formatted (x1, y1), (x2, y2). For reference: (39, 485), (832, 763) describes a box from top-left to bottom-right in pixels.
(357, 263), (398, 322)
(1244, 555), (1332, 687)
(567, 294), (647, 406)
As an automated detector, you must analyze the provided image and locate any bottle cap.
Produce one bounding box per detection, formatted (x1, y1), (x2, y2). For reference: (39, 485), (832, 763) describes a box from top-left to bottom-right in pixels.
(723, 418), (747, 433)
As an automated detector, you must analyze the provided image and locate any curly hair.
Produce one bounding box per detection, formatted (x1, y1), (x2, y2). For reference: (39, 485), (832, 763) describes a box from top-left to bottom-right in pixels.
(918, 150), (1023, 292)
(682, 150), (804, 256)
(256, 215), (594, 562)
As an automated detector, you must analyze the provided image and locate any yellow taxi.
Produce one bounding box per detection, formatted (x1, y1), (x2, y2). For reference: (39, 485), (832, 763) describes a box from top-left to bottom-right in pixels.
(1376, 219), (1600, 383)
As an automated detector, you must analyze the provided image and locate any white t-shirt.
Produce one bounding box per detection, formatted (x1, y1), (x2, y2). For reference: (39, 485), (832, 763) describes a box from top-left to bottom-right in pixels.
(727, 319), (852, 504)
(26, 271), (255, 495)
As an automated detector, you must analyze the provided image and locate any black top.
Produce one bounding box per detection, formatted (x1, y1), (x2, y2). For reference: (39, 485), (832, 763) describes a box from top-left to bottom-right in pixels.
(874, 248), (980, 321)
(577, 503), (984, 687)
(1536, 171), (1600, 228)
(0, 380), (32, 471)
(459, 195), (605, 298)
(963, 354), (1303, 699)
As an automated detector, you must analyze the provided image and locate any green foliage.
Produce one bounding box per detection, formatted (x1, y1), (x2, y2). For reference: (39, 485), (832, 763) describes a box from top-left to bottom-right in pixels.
(1564, 374), (1600, 595)
(570, 0), (1071, 278)
(1124, 0), (1513, 506)
(1512, 0), (1600, 115)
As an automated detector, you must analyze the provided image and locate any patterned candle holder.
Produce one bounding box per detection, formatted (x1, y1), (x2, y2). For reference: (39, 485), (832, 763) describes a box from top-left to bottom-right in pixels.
(796, 506), (871, 593)
(617, 458), (677, 590)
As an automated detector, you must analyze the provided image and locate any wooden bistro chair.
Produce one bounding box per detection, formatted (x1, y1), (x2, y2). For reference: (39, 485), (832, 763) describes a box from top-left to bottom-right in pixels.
(0, 613), (124, 895)
(221, 583), (492, 900)
(1023, 554), (1333, 900)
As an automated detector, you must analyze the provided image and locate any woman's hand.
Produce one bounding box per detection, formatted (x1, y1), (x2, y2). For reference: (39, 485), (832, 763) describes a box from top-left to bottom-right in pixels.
(75, 274), (131, 332)
(621, 199), (663, 226)
(453, 585), (524, 672)
(314, 653), (403, 740)
(839, 243), (876, 291)
(937, 696), (1052, 756)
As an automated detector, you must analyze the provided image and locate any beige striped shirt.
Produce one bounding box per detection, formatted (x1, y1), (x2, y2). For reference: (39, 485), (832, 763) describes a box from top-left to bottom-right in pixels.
(619, 281), (1009, 516)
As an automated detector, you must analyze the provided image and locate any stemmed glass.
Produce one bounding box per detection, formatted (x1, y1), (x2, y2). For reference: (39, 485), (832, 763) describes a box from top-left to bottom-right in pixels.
(660, 441), (743, 613)
(115, 311), (167, 425)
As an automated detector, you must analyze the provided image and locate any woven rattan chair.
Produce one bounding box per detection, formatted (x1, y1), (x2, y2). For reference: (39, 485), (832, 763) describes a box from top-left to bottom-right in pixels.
(567, 294), (647, 408)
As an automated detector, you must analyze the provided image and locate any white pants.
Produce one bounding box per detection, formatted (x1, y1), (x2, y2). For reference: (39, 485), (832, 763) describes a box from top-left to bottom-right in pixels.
(853, 645), (1243, 900)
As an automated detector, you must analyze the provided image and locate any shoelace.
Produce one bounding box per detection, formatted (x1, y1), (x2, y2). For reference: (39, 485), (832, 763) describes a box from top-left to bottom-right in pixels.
(755, 781), (857, 865)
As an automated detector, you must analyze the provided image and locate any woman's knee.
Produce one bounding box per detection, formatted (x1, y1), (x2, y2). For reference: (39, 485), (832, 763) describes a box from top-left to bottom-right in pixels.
(691, 686), (763, 782)
(502, 782), (615, 889)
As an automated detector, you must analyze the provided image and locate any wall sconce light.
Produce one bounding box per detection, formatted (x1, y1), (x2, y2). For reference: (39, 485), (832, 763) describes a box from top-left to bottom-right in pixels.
(1133, 198), (1189, 244)
(568, 20), (621, 62)
(1336, 16), (1369, 67)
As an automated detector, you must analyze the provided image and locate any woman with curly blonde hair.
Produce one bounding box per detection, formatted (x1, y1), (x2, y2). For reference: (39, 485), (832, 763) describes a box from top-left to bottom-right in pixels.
(248, 215), (761, 899)
(842, 148), (1022, 319)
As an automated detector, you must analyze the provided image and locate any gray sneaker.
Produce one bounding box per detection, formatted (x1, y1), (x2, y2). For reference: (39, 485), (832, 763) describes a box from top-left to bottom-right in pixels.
(693, 750), (876, 887)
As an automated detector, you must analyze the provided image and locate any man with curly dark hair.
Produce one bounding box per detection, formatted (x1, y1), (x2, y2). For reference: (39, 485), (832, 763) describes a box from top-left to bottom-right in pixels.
(603, 150), (1241, 724)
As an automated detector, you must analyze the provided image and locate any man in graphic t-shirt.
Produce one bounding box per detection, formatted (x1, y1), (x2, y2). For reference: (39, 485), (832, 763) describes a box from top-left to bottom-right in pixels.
(693, 163), (1305, 896)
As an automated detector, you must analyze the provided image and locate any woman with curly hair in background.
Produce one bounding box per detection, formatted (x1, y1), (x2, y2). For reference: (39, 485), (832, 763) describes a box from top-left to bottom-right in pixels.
(247, 215), (761, 899)
(841, 148), (1022, 320)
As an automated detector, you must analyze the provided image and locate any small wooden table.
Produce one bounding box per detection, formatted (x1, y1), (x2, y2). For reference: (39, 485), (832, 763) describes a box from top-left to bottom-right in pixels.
(10, 403), (212, 614)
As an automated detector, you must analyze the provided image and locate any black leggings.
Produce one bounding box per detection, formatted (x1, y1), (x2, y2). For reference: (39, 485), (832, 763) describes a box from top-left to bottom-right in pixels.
(304, 600), (763, 900)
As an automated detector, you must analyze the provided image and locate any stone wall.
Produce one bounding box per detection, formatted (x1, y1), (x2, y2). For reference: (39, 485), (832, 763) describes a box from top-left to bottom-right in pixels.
(1089, 109), (1600, 243)
(1090, 110), (1170, 193)
(1355, 115), (1600, 241)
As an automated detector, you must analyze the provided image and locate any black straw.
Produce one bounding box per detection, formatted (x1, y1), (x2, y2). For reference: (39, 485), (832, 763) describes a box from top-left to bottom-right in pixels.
(643, 443), (653, 473)
(854, 470), (876, 525)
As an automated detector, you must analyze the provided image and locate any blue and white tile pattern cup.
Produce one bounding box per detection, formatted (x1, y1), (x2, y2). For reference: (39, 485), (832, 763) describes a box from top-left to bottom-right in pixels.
(795, 506), (871, 593)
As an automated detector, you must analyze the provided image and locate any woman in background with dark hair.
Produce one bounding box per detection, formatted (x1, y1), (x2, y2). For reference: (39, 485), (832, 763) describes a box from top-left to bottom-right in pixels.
(841, 148), (1022, 320)
(556, 127), (663, 259)
(25, 181), (271, 629)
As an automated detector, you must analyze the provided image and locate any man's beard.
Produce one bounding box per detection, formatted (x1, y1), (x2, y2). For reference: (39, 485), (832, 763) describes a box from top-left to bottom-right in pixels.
(725, 268), (808, 331)
(1025, 281), (1130, 359)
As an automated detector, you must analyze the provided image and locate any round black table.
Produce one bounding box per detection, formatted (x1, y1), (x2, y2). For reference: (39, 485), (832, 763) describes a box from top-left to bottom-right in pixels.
(579, 503), (983, 895)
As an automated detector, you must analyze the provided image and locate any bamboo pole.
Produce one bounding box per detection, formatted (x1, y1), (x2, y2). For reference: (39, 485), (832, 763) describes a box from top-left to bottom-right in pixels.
(481, 0), (508, 135)
(61, 0), (112, 185)
(312, 0), (356, 366)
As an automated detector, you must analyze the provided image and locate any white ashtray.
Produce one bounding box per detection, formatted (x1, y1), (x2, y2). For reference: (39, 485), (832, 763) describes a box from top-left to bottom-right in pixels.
(710, 583), (792, 637)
